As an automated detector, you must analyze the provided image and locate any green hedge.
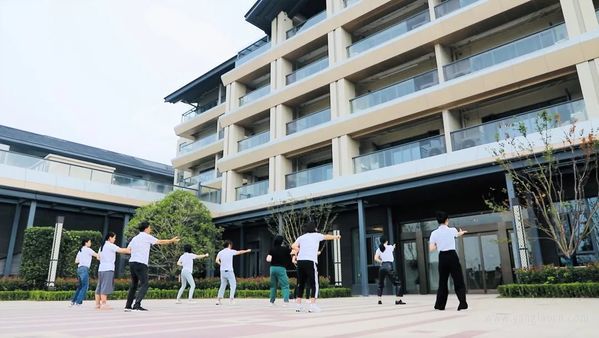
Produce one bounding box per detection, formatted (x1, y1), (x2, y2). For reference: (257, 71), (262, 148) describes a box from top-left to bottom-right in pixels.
(515, 263), (599, 284)
(498, 282), (599, 297)
(0, 276), (331, 291)
(0, 287), (352, 301)
(19, 227), (103, 289)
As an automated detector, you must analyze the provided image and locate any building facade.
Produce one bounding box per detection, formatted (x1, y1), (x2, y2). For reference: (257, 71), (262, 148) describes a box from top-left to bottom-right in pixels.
(166, 0), (599, 294)
(0, 124), (206, 276)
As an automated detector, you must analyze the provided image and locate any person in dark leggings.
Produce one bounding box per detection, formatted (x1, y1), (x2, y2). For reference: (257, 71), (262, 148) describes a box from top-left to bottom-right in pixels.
(374, 236), (406, 305)
(124, 221), (179, 312)
(291, 221), (340, 313)
(429, 211), (468, 311)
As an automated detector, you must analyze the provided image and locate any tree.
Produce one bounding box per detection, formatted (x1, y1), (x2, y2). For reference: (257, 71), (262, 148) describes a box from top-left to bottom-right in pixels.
(265, 196), (338, 246)
(489, 110), (599, 264)
(125, 190), (222, 278)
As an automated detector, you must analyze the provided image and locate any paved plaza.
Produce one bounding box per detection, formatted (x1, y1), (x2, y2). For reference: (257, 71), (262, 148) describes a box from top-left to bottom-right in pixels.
(0, 295), (597, 338)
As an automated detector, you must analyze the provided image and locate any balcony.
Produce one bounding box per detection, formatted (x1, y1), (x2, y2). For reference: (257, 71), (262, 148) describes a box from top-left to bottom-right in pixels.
(444, 23), (568, 80)
(347, 10), (430, 57)
(354, 135), (446, 173)
(434, 0), (479, 18)
(236, 180), (269, 200)
(287, 108), (331, 135)
(286, 10), (327, 39)
(179, 133), (218, 154)
(351, 70), (438, 113)
(238, 130), (270, 152)
(197, 185), (221, 204)
(236, 37), (270, 66)
(344, 0), (359, 7)
(450, 100), (587, 151)
(181, 169), (218, 188)
(239, 85), (270, 106)
(285, 163), (333, 189)
(181, 101), (218, 122)
(286, 57), (329, 85)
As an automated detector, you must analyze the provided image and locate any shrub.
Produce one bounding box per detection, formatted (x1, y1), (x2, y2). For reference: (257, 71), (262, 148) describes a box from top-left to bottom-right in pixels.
(515, 263), (599, 284)
(0, 290), (30, 300)
(62, 230), (103, 279)
(498, 282), (599, 297)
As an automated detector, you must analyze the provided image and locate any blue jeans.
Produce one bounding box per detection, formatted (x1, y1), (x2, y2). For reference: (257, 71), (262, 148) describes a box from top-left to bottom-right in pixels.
(217, 270), (236, 299)
(72, 266), (89, 304)
(177, 269), (196, 300)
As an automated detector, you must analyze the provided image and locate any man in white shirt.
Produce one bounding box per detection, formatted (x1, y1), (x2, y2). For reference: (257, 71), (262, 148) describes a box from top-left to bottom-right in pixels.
(429, 211), (468, 311)
(124, 221), (180, 312)
(215, 240), (251, 305)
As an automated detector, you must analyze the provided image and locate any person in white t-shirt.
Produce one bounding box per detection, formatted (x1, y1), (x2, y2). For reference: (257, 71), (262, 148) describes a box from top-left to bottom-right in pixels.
(124, 221), (180, 312)
(176, 244), (209, 304)
(429, 211), (468, 311)
(95, 232), (131, 310)
(215, 240), (251, 305)
(374, 236), (406, 306)
(70, 238), (99, 307)
(291, 221), (340, 313)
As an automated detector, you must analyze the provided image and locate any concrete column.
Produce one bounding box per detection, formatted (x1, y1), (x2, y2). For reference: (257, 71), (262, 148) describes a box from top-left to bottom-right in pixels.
(331, 79), (356, 119)
(357, 199), (369, 296)
(239, 226), (245, 277)
(333, 28), (353, 64)
(576, 61), (599, 119)
(224, 171), (243, 202)
(26, 200), (37, 228)
(268, 157), (276, 194)
(271, 154), (292, 191)
(3, 203), (22, 276)
(434, 44), (452, 83)
(505, 174), (532, 269)
(331, 0), (344, 14)
(442, 110), (461, 152)
(428, 0), (443, 21)
(332, 135), (359, 177)
(274, 12), (293, 45)
(229, 82), (246, 111)
(275, 58), (293, 90)
(226, 124), (244, 155)
(386, 207), (395, 244)
(273, 105), (294, 139)
(559, 0), (597, 37)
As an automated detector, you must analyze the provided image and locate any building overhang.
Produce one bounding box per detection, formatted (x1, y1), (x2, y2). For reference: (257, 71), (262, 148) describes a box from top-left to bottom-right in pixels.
(244, 0), (323, 34)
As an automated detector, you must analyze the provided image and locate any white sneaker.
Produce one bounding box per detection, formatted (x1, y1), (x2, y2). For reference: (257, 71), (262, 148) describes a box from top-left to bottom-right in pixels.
(187, 300), (197, 304)
(295, 304), (303, 313)
(229, 299), (236, 305)
(175, 300), (182, 304)
(269, 302), (275, 307)
(282, 302), (289, 307)
(215, 300), (222, 306)
(308, 304), (321, 313)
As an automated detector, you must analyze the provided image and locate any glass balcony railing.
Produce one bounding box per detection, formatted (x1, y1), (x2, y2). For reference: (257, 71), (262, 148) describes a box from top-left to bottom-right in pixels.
(596, 8), (599, 20)
(444, 23), (568, 80)
(181, 100), (218, 122)
(236, 37), (270, 66)
(344, 0), (359, 7)
(178, 133), (218, 154)
(239, 84), (270, 106)
(197, 185), (221, 204)
(450, 100), (587, 151)
(286, 57), (329, 85)
(236, 180), (269, 200)
(285, 163), (333, 189)
(351, 70), (438, 113)
(354, 135), (446, 173)
(286, 10), (327, 39)
(286, 108), (331, 135)
(347, 10), (430, 57)
(238, 130), (270, 152)
(181, 169), (217, 188)
(434, 0), (479, 18)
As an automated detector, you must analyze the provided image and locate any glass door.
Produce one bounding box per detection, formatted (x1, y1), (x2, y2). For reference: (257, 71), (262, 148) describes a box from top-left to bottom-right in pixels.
(459, 233), (502, 292)
(401, 241), (420, 293)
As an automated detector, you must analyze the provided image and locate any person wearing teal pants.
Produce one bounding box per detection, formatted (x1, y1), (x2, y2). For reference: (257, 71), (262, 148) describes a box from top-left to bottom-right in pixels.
(267, 235), (291, 305)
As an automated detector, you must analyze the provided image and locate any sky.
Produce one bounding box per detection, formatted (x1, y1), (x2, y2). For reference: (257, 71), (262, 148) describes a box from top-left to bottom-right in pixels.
(0, 0), (263, 165)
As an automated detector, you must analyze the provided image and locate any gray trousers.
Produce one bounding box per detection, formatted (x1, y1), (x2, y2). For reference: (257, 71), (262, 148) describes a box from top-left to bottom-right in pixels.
(217, 270), (237, 299)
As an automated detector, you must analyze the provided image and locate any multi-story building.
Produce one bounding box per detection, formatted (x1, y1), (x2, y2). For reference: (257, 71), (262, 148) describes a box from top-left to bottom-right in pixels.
(166, 0), (599, 294)
(0, 124), (202, 276)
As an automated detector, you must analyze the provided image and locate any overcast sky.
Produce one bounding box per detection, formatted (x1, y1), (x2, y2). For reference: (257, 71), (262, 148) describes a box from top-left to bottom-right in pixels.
(0, 0), (263, 165)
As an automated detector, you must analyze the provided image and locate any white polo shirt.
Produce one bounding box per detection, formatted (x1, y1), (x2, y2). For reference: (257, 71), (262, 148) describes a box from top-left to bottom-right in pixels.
(375, 244), (395, 262)
(76, 247), (96, 268)
(178, 253), (198, 272)
(128, 232), (158, 266)
(295, 233), (325, 262)
(98, 242), (119, 272)
(429, 225), (458, 252)
(217, 248), (238, 271)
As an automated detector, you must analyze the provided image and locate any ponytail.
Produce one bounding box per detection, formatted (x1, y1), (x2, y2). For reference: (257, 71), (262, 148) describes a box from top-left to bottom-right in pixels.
(379, 236), (388, 253)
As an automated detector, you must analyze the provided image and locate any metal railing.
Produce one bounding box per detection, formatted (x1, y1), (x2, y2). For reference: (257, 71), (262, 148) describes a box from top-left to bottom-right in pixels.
(354, 135), (446, 173)
(286, 57), (329, 85)
(181, 100), (218, 122)
(178, 133), (218, 154)
(286, 10), (327, 39)
(239, 84), (270, 106)
(444, 23), (568, 80)
(285, 163), (333, 189)
(434, 0), (479, 18)
(238, 130), (270, 152)
(236, 180), (269, 200)
(286, 108), (331, 135)
(347, 10), (430, 57)
(197, 185), (221, 204)
(236, 37), (270, 66)
(181, 169), (217, 188)
(344, 0), (359, 7)
(350, 70), (438, 113)
(450, 100), (587, 151)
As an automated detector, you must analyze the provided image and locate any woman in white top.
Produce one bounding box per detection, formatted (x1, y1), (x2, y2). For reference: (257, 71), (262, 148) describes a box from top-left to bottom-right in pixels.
(291, 221), (340, 313)
(176, 244), (209, 304)
(95, 232), (130, 310)
(374, 236), (406, 305)
(70, 238), (99, 307)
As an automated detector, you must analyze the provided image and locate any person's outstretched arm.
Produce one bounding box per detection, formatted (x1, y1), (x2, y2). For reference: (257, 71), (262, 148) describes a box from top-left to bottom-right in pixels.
(323, 234), (341, 241)
(195, 253), (209, 259)
(155, 236), (180, 245)
(235, 249), (252, 255)
(117, 247), (131, 254)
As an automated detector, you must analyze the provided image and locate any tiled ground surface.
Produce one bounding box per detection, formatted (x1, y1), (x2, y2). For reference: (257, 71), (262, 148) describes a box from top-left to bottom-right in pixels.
(0, 295), (597, 338)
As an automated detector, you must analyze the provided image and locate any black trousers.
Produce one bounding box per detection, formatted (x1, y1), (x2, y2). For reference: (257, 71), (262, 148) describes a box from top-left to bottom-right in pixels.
(435, 250), (467, 309)
(126, 262), (149, 308)
(377, 262), (403, 297)
(296, 260), (318, 299)
(293, 265), (311, 299)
